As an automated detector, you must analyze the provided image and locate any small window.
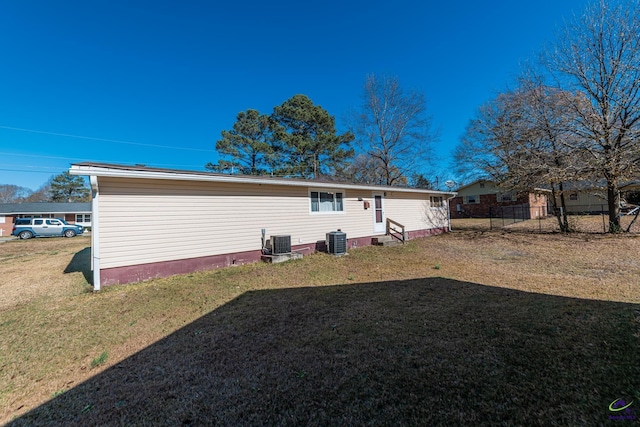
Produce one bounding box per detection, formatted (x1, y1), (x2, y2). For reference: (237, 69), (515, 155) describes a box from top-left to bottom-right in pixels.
(310, 190), (345, 213)
(430, 196), (444, 207)
(500, 193), (512, 202)
(479, 182), (485, 188)
(76, 214), (91, 223)
(569, 192), (578, 201)
(464, 195), (479, 204)
(34, 219), (44, 225)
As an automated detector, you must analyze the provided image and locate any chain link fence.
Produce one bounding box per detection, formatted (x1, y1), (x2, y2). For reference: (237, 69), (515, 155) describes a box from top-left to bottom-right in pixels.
(451, 204), (640, 233)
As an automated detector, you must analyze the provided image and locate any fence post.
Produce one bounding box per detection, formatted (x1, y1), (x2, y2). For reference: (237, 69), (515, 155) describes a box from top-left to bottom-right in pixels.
(538, 207), (542, 232)
(489, 206), (493, 230)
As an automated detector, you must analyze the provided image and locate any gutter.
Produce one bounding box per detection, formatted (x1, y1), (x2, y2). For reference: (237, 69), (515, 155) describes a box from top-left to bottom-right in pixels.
(90, 176), (101, 291)
(69, 163), (456, 197)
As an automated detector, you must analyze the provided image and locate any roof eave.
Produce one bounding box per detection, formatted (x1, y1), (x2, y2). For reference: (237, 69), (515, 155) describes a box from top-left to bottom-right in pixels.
(69, 163), (455, 196)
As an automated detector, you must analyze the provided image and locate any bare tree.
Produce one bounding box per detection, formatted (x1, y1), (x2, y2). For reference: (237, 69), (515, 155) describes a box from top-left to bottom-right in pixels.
(0, 184), (32, 203)
(455, 80), (589, 232)
(23, 184), (50, 202)
(352, 74), (436, 186)
(544, 0), (640, 231)
(335, 153), (385, 185)
(516, 79), (594, 231)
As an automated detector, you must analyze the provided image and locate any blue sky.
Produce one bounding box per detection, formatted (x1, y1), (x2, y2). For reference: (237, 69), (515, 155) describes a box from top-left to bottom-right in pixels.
(0, 0), (588, 191)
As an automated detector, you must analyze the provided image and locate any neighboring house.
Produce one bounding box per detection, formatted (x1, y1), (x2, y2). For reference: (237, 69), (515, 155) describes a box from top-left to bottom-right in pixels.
(560, 187), (608, 214)
(449, 180), (549, 219)
(0, 202), (92, 237)
(553, 180), (639, 214)
(69, 162), (455, 290)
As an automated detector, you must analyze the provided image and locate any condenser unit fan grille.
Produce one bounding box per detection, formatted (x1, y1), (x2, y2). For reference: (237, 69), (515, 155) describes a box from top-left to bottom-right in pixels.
(326, 231), (347, 255)
(271, 235), (291, 254)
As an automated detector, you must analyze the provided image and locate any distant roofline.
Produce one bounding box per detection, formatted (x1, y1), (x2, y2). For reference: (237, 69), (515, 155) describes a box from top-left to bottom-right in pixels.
(455, 179), (551, 194)
(454, 179), (493, 192)
(69, 162), (456, 196)
(0, 202), (92, 214)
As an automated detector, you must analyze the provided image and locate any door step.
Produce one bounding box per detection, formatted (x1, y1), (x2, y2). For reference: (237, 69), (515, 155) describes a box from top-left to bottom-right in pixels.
(372, 235), (400, 246)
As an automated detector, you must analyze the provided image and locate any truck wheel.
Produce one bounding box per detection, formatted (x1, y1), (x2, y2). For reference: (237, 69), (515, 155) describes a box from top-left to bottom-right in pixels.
(64, 230), (76, 238)
(19, 230), (33, 240)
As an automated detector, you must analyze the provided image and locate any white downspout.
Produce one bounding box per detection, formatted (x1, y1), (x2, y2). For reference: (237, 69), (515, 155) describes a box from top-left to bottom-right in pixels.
(446, 194), (457, 232)
(90, 176), (101, 291)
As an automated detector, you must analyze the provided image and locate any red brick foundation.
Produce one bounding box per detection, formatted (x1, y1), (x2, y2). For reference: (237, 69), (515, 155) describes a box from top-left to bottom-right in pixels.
(99, 227), (449, 287)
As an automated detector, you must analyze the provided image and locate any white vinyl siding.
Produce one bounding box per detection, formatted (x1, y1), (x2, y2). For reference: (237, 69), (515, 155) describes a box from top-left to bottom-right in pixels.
(386, 192), (447, 230)
(96, 178), (447, 270)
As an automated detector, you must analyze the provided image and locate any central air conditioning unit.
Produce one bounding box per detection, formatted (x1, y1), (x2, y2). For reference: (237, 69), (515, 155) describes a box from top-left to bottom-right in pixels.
(326, 230), (347, 255)
(270, 235), (291, 254)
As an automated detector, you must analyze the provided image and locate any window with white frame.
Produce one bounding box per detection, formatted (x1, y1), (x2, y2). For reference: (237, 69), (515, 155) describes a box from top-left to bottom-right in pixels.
(463, 195), (479, 204)
(76, 214), (91, 223)
(310, 190), (344, 213)
(430, 196), (444, 207)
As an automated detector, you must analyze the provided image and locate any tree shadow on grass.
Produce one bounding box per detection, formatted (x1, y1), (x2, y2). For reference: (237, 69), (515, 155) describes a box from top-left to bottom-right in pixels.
(9, 278), (640, 426)
(63, 247), (92, 285)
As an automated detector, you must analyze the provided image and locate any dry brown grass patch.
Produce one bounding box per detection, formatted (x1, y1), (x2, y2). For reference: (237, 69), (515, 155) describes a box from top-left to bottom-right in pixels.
(1, 231), (639, 425)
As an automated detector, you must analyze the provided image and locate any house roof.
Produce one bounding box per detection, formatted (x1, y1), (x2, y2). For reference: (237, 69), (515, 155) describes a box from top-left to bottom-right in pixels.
(0, 202), (91, 214)
(454, 179), (493, 193)
(69, 162), (456, 196)
(455, 179), (551, 194)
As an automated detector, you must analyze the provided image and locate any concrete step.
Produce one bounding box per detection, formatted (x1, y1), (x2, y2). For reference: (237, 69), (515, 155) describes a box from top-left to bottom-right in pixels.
(261, 252), (303, 264)
(372, 235), (401, 246)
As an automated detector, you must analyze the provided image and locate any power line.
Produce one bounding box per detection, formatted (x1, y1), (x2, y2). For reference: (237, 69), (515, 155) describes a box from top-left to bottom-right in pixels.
(0, 151), (85, 162)
(0, 152), (208, 170)
(0, 167), (57, 174)
(0, 163), (61, 170)
(0, 125), (213, 152)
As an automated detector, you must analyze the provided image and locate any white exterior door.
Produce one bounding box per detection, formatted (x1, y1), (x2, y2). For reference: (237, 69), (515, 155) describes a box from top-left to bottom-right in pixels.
(373, 193), (385, 234)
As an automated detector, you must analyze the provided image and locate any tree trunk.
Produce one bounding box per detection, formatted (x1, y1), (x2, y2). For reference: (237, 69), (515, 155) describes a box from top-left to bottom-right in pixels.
(550, 182), (571, 232)
(558, 183), (570, 232)
(607, 182), (621, 233)
(550, 185), (564, 232)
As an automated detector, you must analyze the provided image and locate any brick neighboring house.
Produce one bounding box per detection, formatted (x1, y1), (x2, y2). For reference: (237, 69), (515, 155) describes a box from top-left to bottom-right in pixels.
(449, 180), (550, 219)
(0, 202), (92, 237)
